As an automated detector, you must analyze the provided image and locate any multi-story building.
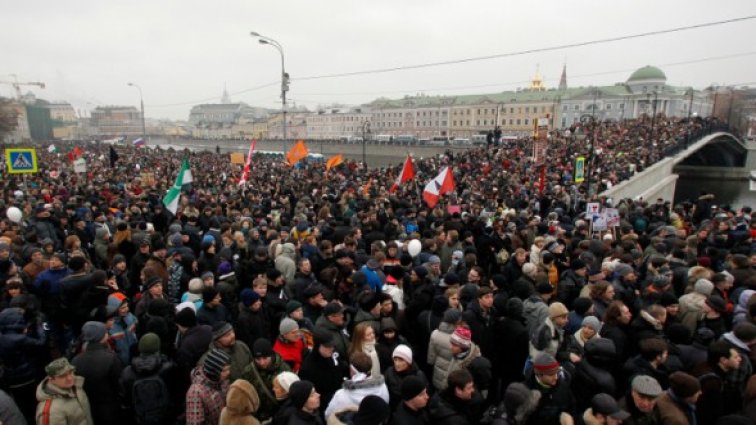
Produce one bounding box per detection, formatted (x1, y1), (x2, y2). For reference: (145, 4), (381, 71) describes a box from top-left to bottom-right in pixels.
(267, 109), (310, 140)
(306, 107), (371, 139)
(368, 66), (713, 139)
(90, 106), (142, 137)
(1, 101), (31, 144)
(47, 102), (79, 140)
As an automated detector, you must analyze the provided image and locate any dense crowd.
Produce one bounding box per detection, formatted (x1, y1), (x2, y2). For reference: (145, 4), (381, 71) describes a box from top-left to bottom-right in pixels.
(0, 114), (753, 425)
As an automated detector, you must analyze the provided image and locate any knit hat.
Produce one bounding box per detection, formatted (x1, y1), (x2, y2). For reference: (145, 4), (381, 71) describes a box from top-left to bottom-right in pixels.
(571, 258), (587, 270)
(217, 261), (233, 276)
(614, 264), (634, 278)
(591, 393), (630, 421)
(631, 375), (663, 397)
(175, 306), (197, 328)
(582, 316), (602, 333)
(548, 302), (569, 319)
(45, 357), (75, 377)
(652, 274), (670, 288)
(240, 288), (261, 307)
(449, 326), (472, 349)
(288, 380), (314, 409)
(442, 308), (463, 324)
(733, 322), (756, 344)
(533, 352), (560, 375)
(443, 272), (460, 286)
(201, 271), (214, 281)
(705, 295), (727, 314)
(253, 338), (274, 358)
(202, 286), (219, 303)
(392, 344), (413, 364)
(203, 348), (231, 381)
(275, 371), (300, 393)
(669, 372), (701, 398)
(322, 302), (344, 317)
(212, 321), (233, 340)
(536, 281), (554, 295)
(660, 291), (679, 307)
(354, 396), (391, 425)
(138, 333), (161, 355)
(427, 255), (441, 265)
(413, 266), (428, 280)
(144, 276), (162, 290)
(694, 279), (714, 296)
(401, 376), (427, 401)
(188, 278), (203, 293)
(286, 300), (303, 315)
(81, 321), (107, 343)
(279, 318), (299, 335)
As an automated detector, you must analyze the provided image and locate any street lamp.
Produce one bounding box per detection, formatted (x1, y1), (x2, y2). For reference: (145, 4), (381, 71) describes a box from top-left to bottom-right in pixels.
(250, 31), (289, 153)
(127, 82), (146, 142)
(361, 121), (371, 168)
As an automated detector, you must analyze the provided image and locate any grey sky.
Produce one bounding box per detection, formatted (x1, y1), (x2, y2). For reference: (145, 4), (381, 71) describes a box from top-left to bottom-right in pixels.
(2, 0), (755, 120)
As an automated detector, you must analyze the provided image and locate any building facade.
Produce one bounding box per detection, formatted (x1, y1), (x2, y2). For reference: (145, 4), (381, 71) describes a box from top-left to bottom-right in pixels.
(90, 106), (142, 137)
(306, 107), (371, 139)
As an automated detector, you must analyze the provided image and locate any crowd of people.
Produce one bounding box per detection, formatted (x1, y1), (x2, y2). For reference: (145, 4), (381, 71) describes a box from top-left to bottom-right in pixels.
(0, 114), (753, 425)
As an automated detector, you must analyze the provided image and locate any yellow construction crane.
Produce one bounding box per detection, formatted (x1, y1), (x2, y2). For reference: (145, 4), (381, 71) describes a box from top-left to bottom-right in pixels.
(0, 74), (45, 99)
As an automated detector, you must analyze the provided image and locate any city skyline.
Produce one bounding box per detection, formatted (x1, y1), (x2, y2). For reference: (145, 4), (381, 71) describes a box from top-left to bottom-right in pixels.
(2, 0), (755, 120)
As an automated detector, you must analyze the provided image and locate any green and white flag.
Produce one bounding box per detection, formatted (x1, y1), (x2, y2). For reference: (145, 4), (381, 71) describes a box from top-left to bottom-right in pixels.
(163, 159), (193, 215)
(47, 145), (58, 153)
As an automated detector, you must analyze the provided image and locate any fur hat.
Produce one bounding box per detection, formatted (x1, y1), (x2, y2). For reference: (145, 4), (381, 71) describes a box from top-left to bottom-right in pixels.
(694, 279), (714, 296)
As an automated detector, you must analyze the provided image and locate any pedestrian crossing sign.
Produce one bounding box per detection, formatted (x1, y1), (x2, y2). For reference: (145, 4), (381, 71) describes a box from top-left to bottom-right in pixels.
(5, 148), (39, 174)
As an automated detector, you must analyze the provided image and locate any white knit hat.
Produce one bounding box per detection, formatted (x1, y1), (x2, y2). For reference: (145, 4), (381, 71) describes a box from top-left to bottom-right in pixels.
(275, 371), (300, 393)
(392, 344), (413, 364)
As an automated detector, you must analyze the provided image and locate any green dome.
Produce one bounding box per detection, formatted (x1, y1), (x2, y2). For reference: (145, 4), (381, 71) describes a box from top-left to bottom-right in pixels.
(627, 66), (666, 82)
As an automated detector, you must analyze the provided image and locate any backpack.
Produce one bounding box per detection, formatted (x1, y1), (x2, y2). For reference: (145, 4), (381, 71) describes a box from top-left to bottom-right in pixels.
(132, 374), (171, 425)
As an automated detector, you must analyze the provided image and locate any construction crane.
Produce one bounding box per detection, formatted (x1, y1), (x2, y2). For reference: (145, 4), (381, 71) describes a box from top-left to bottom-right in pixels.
(0, 74), (45, 99)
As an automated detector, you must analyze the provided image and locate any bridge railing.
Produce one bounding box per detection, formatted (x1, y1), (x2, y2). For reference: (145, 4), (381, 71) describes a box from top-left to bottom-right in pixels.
(662, 123), (734, 157)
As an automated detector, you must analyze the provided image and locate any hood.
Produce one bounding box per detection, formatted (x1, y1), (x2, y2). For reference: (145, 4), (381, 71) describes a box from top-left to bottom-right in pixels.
(438, 321), (456, 334)
(585, 338), (616, 367)
(738, 290), (756, 308)
(342, 373), (385, 391)
(225, 379), (260, 416)
(36, 376), (84, 401)
(282, 243), (297, 257)
(0, 307), (26, 332)
(131, 353), (164, 376)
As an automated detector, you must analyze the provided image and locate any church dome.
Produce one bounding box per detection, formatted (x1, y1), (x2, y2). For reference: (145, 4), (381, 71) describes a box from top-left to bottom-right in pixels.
(627, 66), (666, 82)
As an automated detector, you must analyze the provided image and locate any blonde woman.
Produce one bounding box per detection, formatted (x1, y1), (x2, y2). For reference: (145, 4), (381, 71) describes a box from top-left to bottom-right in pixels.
(349, 322), (382, 378)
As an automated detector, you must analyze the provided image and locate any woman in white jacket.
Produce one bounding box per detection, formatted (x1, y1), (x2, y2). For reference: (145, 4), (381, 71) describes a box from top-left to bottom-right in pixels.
(427, 309), (462, 391)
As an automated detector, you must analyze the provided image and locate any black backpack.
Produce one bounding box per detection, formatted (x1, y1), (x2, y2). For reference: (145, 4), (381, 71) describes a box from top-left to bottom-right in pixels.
(132, 374), (171, 425)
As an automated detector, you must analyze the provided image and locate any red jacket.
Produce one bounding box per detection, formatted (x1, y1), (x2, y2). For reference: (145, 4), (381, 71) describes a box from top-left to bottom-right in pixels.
(273, 336), (306, 372)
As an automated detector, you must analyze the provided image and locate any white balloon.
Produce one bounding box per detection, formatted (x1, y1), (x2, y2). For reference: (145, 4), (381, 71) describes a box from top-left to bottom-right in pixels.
(407, 239), (422, 257)
(6, 207), (22, 223)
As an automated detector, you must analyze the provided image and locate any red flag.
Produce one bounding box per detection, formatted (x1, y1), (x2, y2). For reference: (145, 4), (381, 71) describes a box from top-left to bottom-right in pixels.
(67, 146), (83, 162)
(538, 166), (546, 195)
(423, 167), (455, 208)
(239, 139), (257, 186)
(390, 155), (415, 193)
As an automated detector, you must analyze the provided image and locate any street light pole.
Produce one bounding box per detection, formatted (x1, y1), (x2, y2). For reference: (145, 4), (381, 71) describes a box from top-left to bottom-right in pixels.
(362, 121), (370, 168)
(250, 31), (288, 153)
(127, 82), (146, 141)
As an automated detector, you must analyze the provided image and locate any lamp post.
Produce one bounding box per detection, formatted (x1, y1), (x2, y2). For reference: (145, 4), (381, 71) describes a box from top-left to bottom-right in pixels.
(250, 31), (288, 153)
(361, 120), (370, 168)
(127, 82), (146, 142)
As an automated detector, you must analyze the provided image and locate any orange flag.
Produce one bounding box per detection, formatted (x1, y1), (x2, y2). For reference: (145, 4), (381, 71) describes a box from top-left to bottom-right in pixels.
(326, 154), (344, 171)
(286, 140), (309, 166)
(362, 177), (373, 196)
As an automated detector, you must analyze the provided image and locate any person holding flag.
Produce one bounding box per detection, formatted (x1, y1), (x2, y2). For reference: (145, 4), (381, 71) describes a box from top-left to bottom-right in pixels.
(422, 166), (454, 208)
(163, 158), (193, 215)
(390, 154), (415, 193)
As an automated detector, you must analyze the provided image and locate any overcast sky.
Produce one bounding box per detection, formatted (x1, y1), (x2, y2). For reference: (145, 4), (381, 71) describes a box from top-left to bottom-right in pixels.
(2, 1), (755, 120)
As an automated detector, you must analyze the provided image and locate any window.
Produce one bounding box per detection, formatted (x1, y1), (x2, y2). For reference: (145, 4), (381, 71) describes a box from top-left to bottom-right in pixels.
(525, 107), (530, 113)
(562, 105), (568, 112)
(483, 120), (487, 125)
(619, 103), (625, 110)
(561, 118), (566, 127)
(501, 119), (506, 125)
(509, 119), (513, 125)
(417, 121), (420, 126)
(574, 105), (580, 111)
(466, 120), (470, 125)
(453, 121), (457, 126)
(524, 119), (529, 125)
(477, 120), (481, 125)
(442, 121), (447, 126)
(606, 104), (612, 110)
(477, 109), (480, 114)
(510, 108), (514, 113)
(516, 119), (521, 125)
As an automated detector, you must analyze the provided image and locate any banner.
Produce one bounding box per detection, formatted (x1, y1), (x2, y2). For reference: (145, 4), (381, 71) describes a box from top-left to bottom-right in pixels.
(575, 156), (586, 183)
(73, 157), (87, 173)
(230, 153), (245, 165)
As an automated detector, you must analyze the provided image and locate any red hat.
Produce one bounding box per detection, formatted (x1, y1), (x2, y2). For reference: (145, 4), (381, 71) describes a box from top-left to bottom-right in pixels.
(450, 326), (472, 349)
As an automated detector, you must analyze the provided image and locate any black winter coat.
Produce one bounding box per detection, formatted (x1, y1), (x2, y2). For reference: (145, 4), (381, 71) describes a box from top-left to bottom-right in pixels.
(525, 373), (576, 425)
(119, 352), (180, 422)
(462, 301), (495, 359)
(72, 342), (123, 425)
(571, 338), (618, 411)
(428, 391), (473, 425)
(176, 324), (213, 374)
(0, 309), (46, 388)
(298, 348), (349, 410)
(393, 402), (430, 425)
(383, 363), (429, 410)
(235, 304), (271, 349)
(493, 315), (529, 385)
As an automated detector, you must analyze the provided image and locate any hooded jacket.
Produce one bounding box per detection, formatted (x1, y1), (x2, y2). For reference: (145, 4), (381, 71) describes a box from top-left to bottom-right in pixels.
(678, 291), (707, 333)
(220, 379), (261, 425)
(733, 289), (755, 325)
(572, 338), (618, 410)
(428, 321), (456, 390)
(107, 295), (138, 366)
(275, 243), (297, 285)
(315, 315), (351, 358)
(35, 376), (94, 425)
(324, 372), (389, 419)
(0, 308), (46, 388)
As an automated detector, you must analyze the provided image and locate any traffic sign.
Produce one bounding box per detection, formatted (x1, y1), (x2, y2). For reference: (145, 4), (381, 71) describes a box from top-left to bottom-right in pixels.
(5, 148), (38, 174)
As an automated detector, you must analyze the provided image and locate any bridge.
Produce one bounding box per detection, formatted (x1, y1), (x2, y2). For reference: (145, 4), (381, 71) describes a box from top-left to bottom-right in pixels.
(601, 128), (753, 207)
